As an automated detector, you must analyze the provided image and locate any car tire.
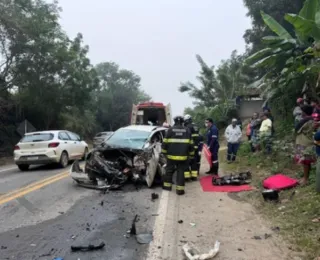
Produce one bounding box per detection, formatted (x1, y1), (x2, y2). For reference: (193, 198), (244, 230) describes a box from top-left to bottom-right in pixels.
(82, 147), (89, 161)
(18, 164), (29, 171)
(59, 151), (69, 168)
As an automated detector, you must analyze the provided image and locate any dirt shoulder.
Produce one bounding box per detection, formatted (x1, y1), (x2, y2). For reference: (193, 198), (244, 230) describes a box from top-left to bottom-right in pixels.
(222, 141), (320, 260)
(0, 156), (13, 166)
(147, 155), (303, 260)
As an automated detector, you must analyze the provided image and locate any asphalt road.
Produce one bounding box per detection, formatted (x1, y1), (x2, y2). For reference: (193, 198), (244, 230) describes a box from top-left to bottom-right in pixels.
(0, 164), (161, 260)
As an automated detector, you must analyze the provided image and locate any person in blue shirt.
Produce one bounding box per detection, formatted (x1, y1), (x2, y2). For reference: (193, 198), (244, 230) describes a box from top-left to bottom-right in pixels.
(205, 118), (220, 175)
(314, 130), (320, 192)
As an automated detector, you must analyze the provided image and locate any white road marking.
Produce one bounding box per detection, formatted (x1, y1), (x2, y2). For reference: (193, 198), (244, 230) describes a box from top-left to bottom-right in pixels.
(145, 189), (169, 260)
(0, 166), (17, 173)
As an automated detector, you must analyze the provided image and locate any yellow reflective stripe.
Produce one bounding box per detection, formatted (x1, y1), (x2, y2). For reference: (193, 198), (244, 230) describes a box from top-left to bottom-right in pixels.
(189, 151), (195, 155)
(192, 134), (199, 137)
(167, 155), (188, 160)
(163, 182), (172, 187)
(190, 140), (194, 144)
(194, 146), (198, 149)
(176, 185), (185, 191)
(166, 138), (191, 143)
(161, 149), (167, 153)
(184, 172), (191, 178)
(191, 171), (198, 177)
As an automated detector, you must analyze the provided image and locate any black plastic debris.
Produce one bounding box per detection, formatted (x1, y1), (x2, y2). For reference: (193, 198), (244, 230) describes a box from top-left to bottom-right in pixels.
(130, 215), (138, 235)
(262, 189), (279, 202)
(129, 214), (153, 244)
(151, 193), (159, 201)
(100, 201), (104, 206)
(178, 220), (183, 224)
(71, 242), (105, 252)
(252, 235), (262, 240)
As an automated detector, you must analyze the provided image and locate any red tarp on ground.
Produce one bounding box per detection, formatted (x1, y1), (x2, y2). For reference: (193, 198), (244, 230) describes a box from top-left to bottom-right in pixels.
(203, 144), (212, 167)
(200, 176), (253, 192)
(262, 174), (299, 190)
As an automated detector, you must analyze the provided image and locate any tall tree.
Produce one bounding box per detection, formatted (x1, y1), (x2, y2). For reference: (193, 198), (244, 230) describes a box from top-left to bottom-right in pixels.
(95, 62), (151, 131)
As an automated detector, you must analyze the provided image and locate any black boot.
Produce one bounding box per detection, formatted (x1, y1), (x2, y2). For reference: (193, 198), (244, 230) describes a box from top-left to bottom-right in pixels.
(212, 162), (219, 176)
(205, 167), (214, 174)
(176, 190), (185, 195)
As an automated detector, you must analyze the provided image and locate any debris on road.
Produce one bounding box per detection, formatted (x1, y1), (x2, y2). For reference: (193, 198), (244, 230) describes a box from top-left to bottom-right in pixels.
(252, 233), (272, 240)
(151, 193), (159, 201)
(136, 233), (153, 244)
(262, 189), (279, 202)
(128, 214), (153, 244)
(182, 241), (220, 260)
(212, 171), (252, 186)
(178, 220), (183, 224)
(71, 241), (105, 252)
(190, 222), (196, 227)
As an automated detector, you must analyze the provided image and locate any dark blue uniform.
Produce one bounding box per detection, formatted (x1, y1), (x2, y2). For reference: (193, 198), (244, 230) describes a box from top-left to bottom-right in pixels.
(206, 124), (220, 175)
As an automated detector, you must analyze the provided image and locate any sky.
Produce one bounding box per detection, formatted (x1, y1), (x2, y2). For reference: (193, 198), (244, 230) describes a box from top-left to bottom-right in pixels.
(57, 0), (252, 115)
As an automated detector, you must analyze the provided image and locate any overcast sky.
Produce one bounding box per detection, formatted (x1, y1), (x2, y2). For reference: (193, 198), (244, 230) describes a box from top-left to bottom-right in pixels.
(57, 0), (251, 115)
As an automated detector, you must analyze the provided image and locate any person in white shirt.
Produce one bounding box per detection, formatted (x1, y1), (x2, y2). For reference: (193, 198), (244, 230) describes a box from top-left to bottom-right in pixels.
(225, 118), (242, 163)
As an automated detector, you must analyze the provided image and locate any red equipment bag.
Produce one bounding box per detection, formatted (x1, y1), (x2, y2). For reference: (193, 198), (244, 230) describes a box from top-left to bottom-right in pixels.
(262, 174), (298, 190)
(203, 144), (212, 167)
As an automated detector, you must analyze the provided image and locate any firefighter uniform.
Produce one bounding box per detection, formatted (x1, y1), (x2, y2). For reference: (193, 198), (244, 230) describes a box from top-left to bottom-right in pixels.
(185, 123), (200, 181)
(161, 123), (194, 195)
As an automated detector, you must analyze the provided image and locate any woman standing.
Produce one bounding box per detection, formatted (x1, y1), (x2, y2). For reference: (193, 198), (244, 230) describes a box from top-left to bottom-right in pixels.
(294, 105), (316, 185)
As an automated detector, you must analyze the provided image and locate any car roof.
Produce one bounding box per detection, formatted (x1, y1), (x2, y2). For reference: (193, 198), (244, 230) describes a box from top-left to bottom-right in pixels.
(24, 130), (72, 136)
(121, 125), (167, 132)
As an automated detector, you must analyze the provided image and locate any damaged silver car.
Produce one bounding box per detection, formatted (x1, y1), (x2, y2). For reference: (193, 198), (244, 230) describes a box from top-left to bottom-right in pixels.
(70, 125), (167, 189)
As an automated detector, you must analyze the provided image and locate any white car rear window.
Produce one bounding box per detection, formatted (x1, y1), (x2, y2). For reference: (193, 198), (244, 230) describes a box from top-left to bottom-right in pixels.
(20, 133), (54, 143)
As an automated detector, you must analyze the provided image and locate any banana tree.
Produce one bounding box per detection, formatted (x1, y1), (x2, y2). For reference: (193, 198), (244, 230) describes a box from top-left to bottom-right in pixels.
(245, 0), (320, 97)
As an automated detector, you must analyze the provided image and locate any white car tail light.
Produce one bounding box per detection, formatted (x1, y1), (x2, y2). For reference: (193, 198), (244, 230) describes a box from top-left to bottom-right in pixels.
(48, 142), (60, 148)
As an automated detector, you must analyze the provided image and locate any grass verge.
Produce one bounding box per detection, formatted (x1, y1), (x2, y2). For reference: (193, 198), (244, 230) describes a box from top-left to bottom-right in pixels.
(219, 142), (320, 260)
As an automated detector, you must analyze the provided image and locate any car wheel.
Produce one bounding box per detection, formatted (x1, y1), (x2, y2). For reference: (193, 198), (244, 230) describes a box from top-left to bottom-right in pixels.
(59, 151), (69, 168)
(18, 164), (29, 171)
(82, 147), (89, 161)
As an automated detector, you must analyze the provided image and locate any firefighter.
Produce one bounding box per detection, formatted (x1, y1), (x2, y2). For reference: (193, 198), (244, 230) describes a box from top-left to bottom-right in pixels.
(184, 114), (200, 181)
(161, 115), (194, 195)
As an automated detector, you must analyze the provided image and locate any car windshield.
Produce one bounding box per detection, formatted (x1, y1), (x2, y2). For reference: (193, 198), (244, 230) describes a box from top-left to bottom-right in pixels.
(20, 133), (54, 143)
(106, 129), (150, 149)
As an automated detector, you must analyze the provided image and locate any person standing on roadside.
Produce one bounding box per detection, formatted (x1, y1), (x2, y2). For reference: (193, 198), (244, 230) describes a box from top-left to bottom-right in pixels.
(259, 112), (273, 154)
(225, 118), (242, 163)
(205, 118), (220, 175)
(314, 130), (320, 192)
(161, 116), (194, 195)
(293, 98), (304, 127)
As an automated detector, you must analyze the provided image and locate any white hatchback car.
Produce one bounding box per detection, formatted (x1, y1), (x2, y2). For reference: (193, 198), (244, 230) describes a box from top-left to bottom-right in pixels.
(14, 130), (89, 171)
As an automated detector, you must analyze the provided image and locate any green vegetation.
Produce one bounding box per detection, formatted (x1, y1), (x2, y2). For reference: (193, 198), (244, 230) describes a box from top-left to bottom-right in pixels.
(180, 0), (320, 258)
(0, 0), (150, 155)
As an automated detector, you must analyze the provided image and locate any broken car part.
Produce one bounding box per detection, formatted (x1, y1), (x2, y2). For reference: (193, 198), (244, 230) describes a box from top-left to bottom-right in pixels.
(262, 189), (279, 202)
(212, 171), (252, 186)
(71, 241), (105, 252)
(182, 241), (220, 260)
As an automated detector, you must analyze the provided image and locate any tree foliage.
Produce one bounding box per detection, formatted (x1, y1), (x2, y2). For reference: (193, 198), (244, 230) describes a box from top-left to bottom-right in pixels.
(179, 51), (249, 126)
(0, 0), (150, 155)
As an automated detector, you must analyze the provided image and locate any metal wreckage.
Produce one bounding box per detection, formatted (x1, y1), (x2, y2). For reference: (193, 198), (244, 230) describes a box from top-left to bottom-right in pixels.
(70, 135), (167, 190)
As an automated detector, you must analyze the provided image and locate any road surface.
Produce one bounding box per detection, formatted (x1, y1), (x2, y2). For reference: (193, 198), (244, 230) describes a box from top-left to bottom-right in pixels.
(0, 164), (160, 260)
